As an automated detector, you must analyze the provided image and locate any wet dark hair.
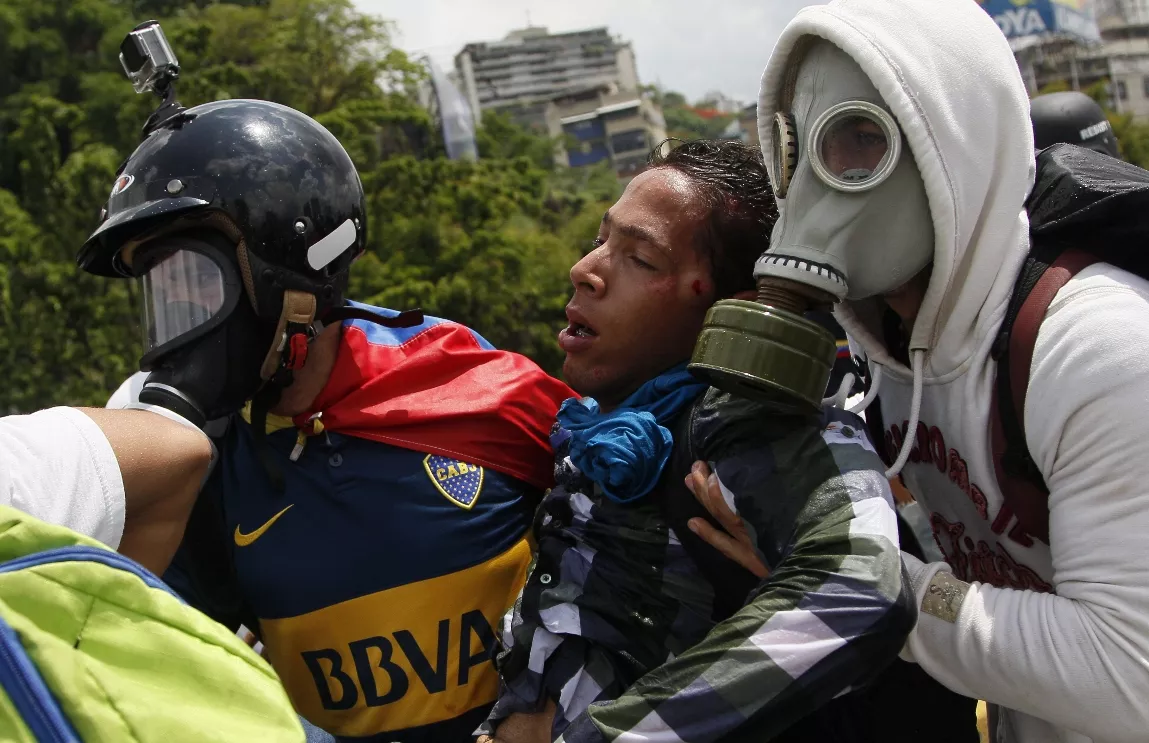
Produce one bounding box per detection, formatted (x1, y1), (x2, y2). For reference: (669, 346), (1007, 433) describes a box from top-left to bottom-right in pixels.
(648, 138), (778, 298)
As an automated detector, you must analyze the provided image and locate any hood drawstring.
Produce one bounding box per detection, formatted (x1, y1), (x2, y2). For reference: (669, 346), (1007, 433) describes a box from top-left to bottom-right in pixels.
(822, 373), (857, 409)
(847, 363), (883, 415)
(884, 349), (925, 479)
(818, 349), (920, 480)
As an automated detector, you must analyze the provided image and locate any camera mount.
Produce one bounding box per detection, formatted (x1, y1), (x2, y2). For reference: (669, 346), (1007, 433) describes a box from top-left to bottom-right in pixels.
(120, 21), (186, 136)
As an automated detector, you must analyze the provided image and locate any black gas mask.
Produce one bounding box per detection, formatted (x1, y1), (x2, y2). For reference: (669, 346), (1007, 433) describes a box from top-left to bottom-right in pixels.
(132, 230), (278, 427)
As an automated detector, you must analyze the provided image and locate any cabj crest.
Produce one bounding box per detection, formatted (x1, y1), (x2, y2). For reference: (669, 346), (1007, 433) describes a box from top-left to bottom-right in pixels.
(423, 455), (484, 509)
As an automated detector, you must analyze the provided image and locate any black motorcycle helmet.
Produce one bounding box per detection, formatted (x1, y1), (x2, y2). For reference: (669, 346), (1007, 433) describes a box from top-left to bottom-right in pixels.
(78, 99), (376, 432)
(79, 98), (365, 327)
(1031, 91), (1120, 159)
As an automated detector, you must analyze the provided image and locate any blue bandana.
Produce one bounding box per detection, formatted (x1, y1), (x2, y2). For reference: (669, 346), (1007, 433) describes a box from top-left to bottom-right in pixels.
(556, 363), (708, 504)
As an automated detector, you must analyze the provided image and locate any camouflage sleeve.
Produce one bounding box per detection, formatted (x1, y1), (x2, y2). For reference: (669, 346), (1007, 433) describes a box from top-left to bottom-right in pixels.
(558, 399), (915, 743)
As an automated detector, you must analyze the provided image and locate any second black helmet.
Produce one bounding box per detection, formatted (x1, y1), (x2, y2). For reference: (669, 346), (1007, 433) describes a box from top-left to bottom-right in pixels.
(1031, 91), (1120, 159)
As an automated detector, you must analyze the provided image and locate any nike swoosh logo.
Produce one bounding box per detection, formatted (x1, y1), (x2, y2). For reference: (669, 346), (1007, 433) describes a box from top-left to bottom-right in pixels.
(234, 505), (294, 547)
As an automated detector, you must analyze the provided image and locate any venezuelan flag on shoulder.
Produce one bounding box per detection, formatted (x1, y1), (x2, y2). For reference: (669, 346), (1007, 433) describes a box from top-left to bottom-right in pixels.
(301, 301), (574, 489)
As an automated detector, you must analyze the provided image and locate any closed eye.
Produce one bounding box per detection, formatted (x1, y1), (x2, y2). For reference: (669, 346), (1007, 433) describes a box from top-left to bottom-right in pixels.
(630, 255), (655, 270)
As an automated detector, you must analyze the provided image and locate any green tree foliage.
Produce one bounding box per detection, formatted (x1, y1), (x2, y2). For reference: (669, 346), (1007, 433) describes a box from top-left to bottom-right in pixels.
(351, 137), (617, 374)
(1, 0), (617, 412)
(475, 110), (559, 170)
(352, 158), (572, 373)
(644, 85), (737, 140)
(0, 0), (145, 413)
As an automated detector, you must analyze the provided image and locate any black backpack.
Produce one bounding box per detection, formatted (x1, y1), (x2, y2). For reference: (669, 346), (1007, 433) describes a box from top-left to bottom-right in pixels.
(990, 143), (1149, 544)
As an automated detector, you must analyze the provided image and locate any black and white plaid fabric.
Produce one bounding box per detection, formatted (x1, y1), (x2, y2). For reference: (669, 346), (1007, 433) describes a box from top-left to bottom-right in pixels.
(478, 391), (914, 743)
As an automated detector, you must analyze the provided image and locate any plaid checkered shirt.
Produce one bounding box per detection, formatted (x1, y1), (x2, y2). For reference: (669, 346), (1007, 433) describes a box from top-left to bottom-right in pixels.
(479, 390), (915, 742)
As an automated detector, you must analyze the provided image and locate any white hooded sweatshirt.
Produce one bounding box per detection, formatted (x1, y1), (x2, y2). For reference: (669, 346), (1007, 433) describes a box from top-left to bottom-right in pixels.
(761, 2), (1149, 742)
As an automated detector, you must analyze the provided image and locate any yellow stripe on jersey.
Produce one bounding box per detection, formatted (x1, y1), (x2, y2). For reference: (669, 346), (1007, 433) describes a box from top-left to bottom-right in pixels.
(260, 538), (531, 736)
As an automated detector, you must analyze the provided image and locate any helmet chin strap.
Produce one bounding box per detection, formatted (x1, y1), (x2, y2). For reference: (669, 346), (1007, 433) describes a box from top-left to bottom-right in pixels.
(248, 292), (426, 492)
(260, 290), (318, 380)
(247, 289), (318, 492)
(248, 385), (288, 491)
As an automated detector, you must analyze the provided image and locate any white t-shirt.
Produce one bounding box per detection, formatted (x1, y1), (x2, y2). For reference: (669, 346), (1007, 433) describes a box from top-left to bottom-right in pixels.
(0, 407), (126, 548)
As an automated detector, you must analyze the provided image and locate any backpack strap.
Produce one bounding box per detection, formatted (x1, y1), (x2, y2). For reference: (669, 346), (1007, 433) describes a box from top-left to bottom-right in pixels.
(990, 248), (1099, 544)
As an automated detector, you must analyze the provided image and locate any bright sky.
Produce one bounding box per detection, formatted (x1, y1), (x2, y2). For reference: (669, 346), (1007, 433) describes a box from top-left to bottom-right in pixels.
(355, 0), (820, 105)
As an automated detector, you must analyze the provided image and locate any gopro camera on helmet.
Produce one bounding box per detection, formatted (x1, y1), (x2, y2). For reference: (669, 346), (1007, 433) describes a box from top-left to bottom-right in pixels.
(119, 21), (187, 137)
(120, 21), (179, 96)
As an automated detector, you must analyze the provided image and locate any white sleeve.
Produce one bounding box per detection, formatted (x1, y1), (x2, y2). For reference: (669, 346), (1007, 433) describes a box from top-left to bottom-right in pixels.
(905, 270), (1149, 742)
(0, 407), (126, 549)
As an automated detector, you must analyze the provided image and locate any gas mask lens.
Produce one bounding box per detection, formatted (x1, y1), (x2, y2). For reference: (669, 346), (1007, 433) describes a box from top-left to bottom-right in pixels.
(140, 249), (227, 353)
(810, 101), (901, 192)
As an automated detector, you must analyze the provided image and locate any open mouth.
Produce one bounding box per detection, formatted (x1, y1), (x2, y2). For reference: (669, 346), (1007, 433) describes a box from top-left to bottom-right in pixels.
(560, 307), (600, 353)
(565, 306), (599, 338)
(567, 321), (598, 338)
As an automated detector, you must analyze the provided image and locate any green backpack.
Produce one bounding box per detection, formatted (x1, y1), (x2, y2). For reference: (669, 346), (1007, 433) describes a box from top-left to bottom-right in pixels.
(0, 506), (304, 742)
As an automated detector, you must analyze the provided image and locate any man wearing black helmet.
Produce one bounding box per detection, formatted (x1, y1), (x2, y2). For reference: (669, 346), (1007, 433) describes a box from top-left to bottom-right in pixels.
(87, 25), (573, 742)
(1031, 90), (1121, 158)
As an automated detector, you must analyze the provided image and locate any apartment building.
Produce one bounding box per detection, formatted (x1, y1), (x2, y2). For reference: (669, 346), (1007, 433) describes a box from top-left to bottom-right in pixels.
(549, 87), (668, 177)
(456, 27), (639, 125)
(455, 26), (665, 175)
(1014, 0), (1149, 120)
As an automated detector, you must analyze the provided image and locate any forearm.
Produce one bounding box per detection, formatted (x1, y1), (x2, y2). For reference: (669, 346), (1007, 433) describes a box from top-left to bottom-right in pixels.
(116, 498), (198, 577)
(906, 566), (1149, 742)
(78, 408), (212, 574)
